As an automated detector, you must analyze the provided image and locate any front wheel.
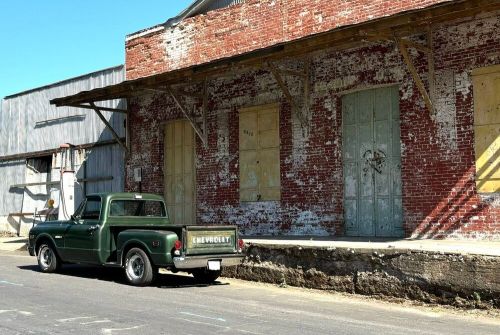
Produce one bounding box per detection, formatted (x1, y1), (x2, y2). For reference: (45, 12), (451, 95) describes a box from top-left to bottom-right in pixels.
(37, 243), (60, 273)
(124, 248), (155, 286)
(192, 268), (221, 284)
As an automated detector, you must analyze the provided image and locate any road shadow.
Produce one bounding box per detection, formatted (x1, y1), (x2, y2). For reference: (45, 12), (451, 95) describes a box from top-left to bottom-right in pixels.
(17, 264), (228, 288)
(155, 273), (229, 289)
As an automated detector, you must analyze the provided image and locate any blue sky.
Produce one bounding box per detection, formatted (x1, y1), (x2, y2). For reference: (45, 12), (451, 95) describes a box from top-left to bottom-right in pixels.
(0, 0), (193, 98)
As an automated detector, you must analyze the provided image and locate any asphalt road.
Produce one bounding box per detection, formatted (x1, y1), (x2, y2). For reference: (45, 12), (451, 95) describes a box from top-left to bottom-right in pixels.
(0, 251), (498, 335)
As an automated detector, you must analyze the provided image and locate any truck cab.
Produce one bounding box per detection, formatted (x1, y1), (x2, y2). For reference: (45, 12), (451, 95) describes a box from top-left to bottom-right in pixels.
(28, 193), (244, 286)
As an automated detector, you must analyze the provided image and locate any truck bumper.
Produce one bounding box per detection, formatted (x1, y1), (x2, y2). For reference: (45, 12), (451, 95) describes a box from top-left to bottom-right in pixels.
(173, 254), (244, 269)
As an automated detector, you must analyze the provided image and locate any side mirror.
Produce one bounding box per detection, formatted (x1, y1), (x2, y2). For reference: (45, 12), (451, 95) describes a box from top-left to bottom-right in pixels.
(70, 214), (80, 221)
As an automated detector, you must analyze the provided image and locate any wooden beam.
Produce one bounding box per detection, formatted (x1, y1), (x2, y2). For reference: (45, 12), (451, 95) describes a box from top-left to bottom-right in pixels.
(304, 58), (310, 120)
(170, 84), (204, 99)
(10, 176), (114, 188)
(89, 102), (128, 153)
(268, 62), (307, 127)
(0, 138), (125, 163)
(399, 38), (431, 54)
(49, 0), (500, 107)
(268, 63), (295, 106)
(427, 25), (436, 113)
(275, 68), (307, 78)
(396, 38), (434, 114)
(67, 103), (128, 114)
(166, 87), (207, 146)
(202, 78), (208, 146)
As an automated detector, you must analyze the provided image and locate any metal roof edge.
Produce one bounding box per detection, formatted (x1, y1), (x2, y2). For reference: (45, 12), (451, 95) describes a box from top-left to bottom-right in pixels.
(3, 65), (125, 100)
(126, 0), (210, 40)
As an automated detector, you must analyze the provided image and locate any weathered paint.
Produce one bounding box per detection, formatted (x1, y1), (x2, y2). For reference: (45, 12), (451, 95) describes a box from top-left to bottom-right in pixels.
(125, 0), (452, 80)
(125, 6), (500, 239)
(239, 104), (281, 202)
(342, 86), (403, 237)
(164, 120), (196, 225)
(471, 64), (500, 193)
(0, 67), (126, 236)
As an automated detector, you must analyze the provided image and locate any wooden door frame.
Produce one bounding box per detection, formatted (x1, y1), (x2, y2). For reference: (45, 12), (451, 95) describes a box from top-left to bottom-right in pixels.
(163, 119), (197, 225)
(341, 85), (403, 237)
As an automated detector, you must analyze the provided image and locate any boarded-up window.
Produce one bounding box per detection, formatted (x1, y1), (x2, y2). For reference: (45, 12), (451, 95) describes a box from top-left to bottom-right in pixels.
(472, 65), (500, 193)
(164, 120), (196, 224)
(239, 104), (280, 202)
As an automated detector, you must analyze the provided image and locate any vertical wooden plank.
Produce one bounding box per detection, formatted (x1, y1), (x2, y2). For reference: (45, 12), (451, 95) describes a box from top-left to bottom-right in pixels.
(389, 86), (403, 236)
(164, 120), (196, 225)
(258, 107), (281, 201)
(343, 94), (359, 235)
(240, 109), (259, 201)
(343, 86), (403, 237)
(472, 69), (500, 193)
(239, 105), (280, 202)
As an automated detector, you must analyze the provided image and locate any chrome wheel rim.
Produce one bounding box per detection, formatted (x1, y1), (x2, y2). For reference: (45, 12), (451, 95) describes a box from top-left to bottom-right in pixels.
(40, 246), (53, 268)
(126, 254), (144, 280)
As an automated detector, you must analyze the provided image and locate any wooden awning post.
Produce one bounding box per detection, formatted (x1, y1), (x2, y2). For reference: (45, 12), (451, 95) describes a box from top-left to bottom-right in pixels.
(267, 60), (309, 128)
(166, 87), (208, 147)
(395, 36), (435, 114)
(89, 102), (129, 154)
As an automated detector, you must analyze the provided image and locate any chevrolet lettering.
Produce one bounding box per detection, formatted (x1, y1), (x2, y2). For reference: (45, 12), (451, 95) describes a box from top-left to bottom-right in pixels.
(192, 236), (231, 244)
(27, 193), (245, 286)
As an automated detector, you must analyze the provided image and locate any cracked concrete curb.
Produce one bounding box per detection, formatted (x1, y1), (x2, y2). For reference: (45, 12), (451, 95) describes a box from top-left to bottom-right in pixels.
(222, 244), (500, 309)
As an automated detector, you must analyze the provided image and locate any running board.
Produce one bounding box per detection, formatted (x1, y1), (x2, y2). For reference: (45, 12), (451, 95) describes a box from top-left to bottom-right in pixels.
(102, 262), (122, 268)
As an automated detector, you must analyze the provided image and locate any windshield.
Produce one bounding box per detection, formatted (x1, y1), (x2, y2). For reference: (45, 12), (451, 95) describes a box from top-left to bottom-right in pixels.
(109, 200), (166, 217)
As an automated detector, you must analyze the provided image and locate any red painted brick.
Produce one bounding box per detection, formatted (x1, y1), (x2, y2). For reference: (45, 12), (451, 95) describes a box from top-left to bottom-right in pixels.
(124, 2), (499, 239)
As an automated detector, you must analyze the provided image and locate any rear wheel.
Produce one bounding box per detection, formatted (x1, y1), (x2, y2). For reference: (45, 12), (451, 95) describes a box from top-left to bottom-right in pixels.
(124, 248), (155, 286)
(37, 243), (60, 273)
(192, 268), (221, 283)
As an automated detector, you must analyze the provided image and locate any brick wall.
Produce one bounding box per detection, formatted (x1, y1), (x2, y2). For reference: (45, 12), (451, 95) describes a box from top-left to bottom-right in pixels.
(125, 0), (451, 80)
(125, 5), (499, 238)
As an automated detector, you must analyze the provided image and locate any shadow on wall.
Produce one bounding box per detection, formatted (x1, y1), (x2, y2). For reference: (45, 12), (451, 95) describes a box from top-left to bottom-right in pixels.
(2, 101), (126, 237)
(414, 147), (499, 239)
(82, 101), (126, 197)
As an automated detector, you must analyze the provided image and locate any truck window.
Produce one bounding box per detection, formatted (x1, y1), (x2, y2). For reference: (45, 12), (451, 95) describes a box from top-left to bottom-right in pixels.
(80, 198), (102, 220)
(109, 200), (166, 217)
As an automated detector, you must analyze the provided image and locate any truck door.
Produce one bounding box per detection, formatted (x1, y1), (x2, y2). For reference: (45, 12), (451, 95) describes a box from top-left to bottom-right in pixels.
(64, 196), (101, 263)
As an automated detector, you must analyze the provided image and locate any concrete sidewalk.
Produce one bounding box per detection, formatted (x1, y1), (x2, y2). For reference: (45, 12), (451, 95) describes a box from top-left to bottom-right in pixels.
(1, 235), (499, 256)
(244, 237), (500, 256)
(0, 237), (28, 252)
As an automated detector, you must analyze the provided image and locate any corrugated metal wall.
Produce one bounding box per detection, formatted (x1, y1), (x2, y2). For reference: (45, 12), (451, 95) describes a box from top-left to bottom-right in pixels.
(0, 160), (25, 215)
(0, 66), (126, 234)
(84, 143), (124, 195)
(0, 66), (125, 156)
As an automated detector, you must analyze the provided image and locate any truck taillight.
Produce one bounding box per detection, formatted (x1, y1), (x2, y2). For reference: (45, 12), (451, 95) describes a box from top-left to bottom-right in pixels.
(173, 240), (182, 256)
(174, 240), (182, 250)
(238, 239), (244, 253)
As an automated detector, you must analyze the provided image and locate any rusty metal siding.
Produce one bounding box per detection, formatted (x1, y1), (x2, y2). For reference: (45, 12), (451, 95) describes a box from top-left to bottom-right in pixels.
(0, 66), (125, 157)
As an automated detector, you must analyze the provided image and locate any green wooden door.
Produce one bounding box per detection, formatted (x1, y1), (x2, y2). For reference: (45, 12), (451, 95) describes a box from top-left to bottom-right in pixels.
(342, 86), (403, 237)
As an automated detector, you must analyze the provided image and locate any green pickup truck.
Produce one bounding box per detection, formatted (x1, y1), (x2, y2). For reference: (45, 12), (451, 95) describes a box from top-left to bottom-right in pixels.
(28, 193), (244, 286)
